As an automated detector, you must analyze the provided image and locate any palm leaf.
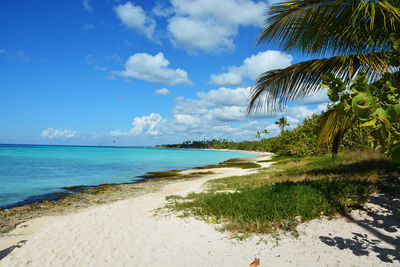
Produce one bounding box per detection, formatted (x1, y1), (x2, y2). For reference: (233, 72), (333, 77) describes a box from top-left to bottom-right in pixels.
(258, 0), (400, 56)
(247, 52), (393, 115)
(316, 105), (356, 157)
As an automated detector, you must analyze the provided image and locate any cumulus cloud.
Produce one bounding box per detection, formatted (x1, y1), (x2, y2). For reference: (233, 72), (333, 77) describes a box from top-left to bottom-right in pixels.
(167, 0), (268, 53)
(109, 86), (328, 142)
(110, 113), (166, 136)
(297, 88), (330, 105)
(168, 17), (236, 53)
(197, 87), (249, 107)
(205, 106), (247, 122)
(115, 52), (193, 86)
(82, 0), (93, 13)
(152, 2), (174, 17)
(210, 51), (293, 86)
(114, 2), (156, 40)
(155, 88), (170, 95)
(41, 128), (77, 139)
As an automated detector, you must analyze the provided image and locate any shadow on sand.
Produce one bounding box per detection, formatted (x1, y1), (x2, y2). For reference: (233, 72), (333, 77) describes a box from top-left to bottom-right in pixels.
(319, 182), (400, 264)
(0, 240), (27, 262)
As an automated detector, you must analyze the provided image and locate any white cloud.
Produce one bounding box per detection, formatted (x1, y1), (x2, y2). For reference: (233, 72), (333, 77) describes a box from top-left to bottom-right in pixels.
(173, 114), (201, 126)
(0, 49), (30, 62)
(105, 53), (122, 63)
(152, 2), (174, 17)
(109, 86), (328, 143)
(131, 113), (165, 135)
(170, 0), (266, 26)
(114, 2), (156, 40)
(167, 0), (268, 53)
(205, 106), (247, 122)
(155, 88), (170, 95)
(110, 113), (166, 136)
(41, 128), (77, 139)
(172, 97), (209, 116)
(82, 24), (94, 30)
(297, 89), (330, 104)
(83, 0), (93, 13)
(168, 17), (236, 53)
(197, 87), (249, 107)
(115, 52), (193, 86)
(210, 51), (293, 86)
(94, 65), (107, 71)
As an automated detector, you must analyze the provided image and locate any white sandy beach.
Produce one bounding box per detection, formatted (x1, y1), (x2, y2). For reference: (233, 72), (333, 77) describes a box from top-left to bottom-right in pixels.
(0, 158), (399, 267)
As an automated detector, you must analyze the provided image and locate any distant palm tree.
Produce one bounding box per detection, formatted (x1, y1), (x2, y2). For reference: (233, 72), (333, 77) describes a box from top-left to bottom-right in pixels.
(255, 131), (261, 140)
(263, 129), (269, 137)
(275, 117), (289, 133)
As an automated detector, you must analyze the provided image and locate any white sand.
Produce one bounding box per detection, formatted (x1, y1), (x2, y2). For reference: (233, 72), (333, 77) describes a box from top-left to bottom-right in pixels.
(1, 160), (399, 267)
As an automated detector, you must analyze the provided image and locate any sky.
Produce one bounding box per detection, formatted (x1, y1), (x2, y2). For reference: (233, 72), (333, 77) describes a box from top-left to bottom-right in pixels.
(0, 0), (330, 146)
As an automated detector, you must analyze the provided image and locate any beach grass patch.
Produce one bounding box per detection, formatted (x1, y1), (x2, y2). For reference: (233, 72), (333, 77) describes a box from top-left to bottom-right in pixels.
(166, 151), (397, 235)
(167, 179), (374, 233)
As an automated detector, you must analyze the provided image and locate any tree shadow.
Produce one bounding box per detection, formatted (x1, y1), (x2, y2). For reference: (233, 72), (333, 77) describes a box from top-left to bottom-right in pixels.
(319, 185), (400, 263)
(306, 159), (399, 177)
(0, 240), (27, 262)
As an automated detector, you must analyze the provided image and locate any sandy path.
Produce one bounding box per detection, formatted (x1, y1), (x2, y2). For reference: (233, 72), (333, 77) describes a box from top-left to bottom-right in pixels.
(1, 162), (399, 266)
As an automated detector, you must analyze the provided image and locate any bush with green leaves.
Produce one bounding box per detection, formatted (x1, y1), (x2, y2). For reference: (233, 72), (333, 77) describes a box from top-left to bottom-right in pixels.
(321, 34), (400, 163)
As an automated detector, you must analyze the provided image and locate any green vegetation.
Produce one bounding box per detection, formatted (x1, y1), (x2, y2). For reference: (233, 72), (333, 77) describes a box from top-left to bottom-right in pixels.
(157, 111), (370, 158)
(322, 34), (400, 162)
(275, 117), (289, 133)
(246, 0), (400, 160)
(248, 0), (400, 114)
(165, 152), (398, 234)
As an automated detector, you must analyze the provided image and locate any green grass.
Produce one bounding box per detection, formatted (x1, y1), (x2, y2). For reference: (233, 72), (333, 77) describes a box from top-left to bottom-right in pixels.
(167, 179), (374, 233)
(165, 151), (398, 234)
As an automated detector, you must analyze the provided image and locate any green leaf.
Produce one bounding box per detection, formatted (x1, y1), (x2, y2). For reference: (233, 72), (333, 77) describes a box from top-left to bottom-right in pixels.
(352, 93), (375, 121)
(321, 72), (335, 82)
(374, 108), (387, 120)
(387, 104), (400, 122)
(360, 118), (377, 127)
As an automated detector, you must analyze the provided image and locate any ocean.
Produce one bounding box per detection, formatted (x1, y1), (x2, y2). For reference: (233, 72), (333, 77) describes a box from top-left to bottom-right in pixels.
(0, 144), (253, 209)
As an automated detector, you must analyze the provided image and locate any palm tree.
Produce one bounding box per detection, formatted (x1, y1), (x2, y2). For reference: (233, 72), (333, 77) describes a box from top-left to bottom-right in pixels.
(263, 129), (270, 137)
(255, 131), (261, 140)
(275, 117), (290, 133)
(247, 0), (400, 154)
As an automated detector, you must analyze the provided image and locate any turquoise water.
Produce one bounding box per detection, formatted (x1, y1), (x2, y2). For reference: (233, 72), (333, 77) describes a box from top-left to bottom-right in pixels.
(0, 144), (253, 208)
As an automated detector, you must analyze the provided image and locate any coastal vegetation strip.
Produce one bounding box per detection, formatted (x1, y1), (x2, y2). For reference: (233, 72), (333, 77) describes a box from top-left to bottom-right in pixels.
(165, 151), (399, 235)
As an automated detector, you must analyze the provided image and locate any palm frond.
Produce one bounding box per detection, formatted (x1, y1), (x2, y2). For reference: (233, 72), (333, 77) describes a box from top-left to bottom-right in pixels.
(316, 106), (356, 156)
(247, 52), (392, 115)
(258, 0), (400, 56)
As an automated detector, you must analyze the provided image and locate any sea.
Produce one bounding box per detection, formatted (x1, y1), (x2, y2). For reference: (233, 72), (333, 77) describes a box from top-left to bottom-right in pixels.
(0, 144), (253, 209)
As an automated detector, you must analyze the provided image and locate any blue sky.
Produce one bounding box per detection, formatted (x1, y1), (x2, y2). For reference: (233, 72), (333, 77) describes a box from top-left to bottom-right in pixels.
(0, 0), (329, 146)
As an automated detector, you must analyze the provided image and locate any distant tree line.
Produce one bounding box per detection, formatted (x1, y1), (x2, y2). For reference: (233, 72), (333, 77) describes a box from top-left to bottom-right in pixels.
(156, 109), (370, 157)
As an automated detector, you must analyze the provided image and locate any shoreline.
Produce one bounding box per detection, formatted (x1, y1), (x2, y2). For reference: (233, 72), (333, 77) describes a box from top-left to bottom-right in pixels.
(0, 147), (261, 211)
(1, 153), (398, 266)
(0, 152), (267, 234)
